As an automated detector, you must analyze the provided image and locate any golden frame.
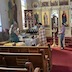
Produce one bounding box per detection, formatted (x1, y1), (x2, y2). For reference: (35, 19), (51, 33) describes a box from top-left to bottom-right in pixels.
(60, 10), (69, 26)
(42, 10), (50, 26)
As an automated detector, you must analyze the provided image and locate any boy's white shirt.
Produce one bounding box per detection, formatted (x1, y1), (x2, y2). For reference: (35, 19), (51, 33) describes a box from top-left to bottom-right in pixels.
(9, 25), (13, 34)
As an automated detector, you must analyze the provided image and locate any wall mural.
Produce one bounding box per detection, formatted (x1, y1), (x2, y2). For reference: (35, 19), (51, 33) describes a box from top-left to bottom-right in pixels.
(60, 10), (69, 26)
(59, 0), (69, 5)
(50, 0), (58, 6)
(32, 2), (39, 8)
(42, 2), (49, 7)
(8, 0), (17, 25)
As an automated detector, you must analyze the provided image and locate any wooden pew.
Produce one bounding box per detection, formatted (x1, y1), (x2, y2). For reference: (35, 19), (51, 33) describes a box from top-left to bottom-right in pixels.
(0, 54), (40, 72)
(0, 67), (28, 72)
(0, 55), (6, 67)
(0, 41), (9, 46)
(0, 50), (48, 72)
(0, 44), (52, 70)
(0, 67), (40, 72)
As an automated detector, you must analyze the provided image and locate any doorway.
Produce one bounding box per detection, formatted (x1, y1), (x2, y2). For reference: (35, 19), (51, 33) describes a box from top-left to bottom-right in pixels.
(51, 10), (59, 37)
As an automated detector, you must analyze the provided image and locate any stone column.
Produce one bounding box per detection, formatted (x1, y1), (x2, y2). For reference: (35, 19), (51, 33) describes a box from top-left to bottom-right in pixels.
(58, 7), (61, 47)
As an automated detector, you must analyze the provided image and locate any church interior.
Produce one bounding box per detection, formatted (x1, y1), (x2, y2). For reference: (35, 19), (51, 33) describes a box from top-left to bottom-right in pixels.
(0, 0), (72, 72)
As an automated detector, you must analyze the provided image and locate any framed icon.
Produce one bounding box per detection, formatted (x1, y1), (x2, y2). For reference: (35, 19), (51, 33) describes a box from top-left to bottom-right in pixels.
(42, 2), (49, 7)
(50, 0), (58, 6)
(60, 10), (69, 27)
(59, 0), (69, 5)
(42, 10), (50, 27)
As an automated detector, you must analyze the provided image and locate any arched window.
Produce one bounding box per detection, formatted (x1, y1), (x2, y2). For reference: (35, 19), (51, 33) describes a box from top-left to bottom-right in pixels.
(0, 14), (2, 32)
(21, 0), (27, 29)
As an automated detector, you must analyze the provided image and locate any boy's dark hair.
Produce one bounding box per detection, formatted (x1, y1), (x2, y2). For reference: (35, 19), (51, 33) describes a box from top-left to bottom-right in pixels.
(38, 23), (42, 25)
(62, 23), (64, 25)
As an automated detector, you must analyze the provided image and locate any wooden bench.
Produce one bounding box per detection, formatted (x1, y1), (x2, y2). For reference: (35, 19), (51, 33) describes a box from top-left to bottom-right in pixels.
(0, 67), (28, 72)
(0, 67), (40, 72)
(0, 55), (36, 72)
(0, 41), (9, 46)
(0, 50), (48, 72)
(0, 45), (52, 71)
(0, 64), (40, 72)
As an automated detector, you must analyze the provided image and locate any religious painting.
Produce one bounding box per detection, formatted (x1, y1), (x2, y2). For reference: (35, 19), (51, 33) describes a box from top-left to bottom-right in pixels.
(8, 0), (17, 24)
(42, 11), (50, 27)
(25, 10), (33, 20)
(42, 2), (49, 7)
(60, 10), (69, 27)
(59, 0), (69, 5)
(32, 2), (39, 8)
(50, 0), (58, 6)
(33, 11), (40, 25)
(24, 10), (34, 28)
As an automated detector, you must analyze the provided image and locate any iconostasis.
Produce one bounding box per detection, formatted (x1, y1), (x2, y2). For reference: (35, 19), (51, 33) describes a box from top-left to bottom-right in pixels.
(23, 0), (72, 37)
(31, 0), (71, 28)
(24, 0), (72, 27)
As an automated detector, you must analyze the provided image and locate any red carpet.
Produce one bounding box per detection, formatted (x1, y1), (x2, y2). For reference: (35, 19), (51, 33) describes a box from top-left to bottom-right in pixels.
(51, 47), (72, 72)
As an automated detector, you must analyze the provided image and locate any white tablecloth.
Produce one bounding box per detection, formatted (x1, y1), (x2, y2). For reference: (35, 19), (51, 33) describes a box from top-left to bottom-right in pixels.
(24, 38), (39, 46)
(18, 33), (39, 46)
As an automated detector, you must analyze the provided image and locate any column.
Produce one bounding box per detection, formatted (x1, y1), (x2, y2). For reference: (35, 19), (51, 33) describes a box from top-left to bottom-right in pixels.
(58, 7), (61, 47)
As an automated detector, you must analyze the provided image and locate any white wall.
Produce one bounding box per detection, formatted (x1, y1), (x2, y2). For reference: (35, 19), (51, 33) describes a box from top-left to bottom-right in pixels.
(0, 0), (9, 30)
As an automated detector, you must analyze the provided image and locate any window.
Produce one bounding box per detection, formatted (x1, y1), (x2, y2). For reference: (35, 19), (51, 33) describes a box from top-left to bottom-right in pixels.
(21, 0), (26, 6)
(0, 14), (2, 32)
(21, 0), (27, 29)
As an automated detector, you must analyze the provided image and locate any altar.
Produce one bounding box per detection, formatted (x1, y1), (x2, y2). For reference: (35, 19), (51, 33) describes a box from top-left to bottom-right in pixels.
(0, 32), (39, 46)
